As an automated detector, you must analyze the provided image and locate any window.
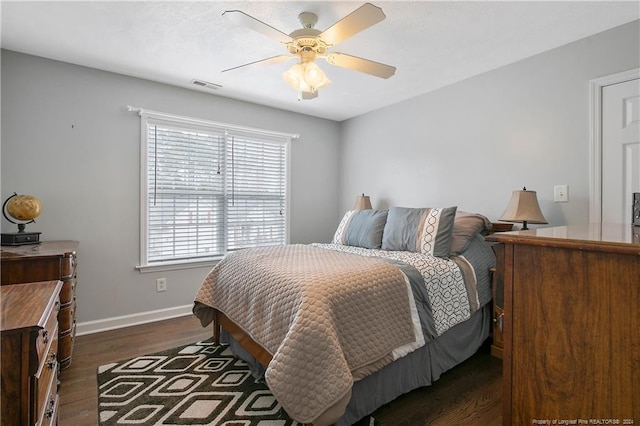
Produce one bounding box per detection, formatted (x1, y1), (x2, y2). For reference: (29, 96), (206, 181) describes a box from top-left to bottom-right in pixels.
(136, 109), (293, 270)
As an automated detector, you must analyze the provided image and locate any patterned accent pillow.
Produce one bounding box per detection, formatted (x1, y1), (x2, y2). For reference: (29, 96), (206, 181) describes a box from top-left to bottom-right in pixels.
(381, 206), (458, 257)
(333, 210), (357, 244)
(332, 209), (388, 249)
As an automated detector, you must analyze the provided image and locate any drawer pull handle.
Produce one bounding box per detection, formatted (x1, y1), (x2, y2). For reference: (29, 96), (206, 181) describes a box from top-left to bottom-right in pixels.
(47, 352), (57, 369)
(493, 313), (504, 332)
(42, 330), (49, 344)
(45, 396), (56, 418)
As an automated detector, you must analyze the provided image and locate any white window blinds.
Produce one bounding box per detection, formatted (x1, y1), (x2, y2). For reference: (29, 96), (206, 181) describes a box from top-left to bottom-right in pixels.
(224, 131), (287, 252)
(138, 110), (291, 267)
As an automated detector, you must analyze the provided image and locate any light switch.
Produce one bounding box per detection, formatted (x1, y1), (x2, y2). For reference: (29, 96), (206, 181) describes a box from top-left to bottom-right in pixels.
(554, 185), (568, 202)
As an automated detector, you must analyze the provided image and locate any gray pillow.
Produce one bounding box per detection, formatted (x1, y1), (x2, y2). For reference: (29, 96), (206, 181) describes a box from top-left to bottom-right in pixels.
(333, 209), (388, 249)
(449, 211), (492, 256)
(381, 206), (458, 257)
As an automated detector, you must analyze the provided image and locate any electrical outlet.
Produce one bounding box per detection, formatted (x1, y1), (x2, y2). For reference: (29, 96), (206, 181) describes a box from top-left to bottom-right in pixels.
(554, 185), (569, 202)
(156, 278), (167, 292)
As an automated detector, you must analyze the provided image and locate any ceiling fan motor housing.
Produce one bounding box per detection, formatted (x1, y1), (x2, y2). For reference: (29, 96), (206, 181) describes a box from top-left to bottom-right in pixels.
(286, 11), (329, 55)
(287, 32), (328, 55)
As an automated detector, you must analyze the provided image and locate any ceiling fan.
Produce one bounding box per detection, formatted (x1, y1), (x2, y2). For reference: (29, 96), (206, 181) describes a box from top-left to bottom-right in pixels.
(222, 3), (396, 100)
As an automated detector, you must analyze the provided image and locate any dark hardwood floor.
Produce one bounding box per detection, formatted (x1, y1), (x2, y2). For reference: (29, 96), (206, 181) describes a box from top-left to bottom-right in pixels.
(58, 315), (502, 425)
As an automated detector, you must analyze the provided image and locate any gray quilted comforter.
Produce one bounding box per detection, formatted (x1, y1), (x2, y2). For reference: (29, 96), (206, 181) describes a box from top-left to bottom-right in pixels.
(193, 242), (490, 425)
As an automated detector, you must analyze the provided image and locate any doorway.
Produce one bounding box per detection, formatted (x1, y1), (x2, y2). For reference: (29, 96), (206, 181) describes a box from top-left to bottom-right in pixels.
(589, 68), (640, 224)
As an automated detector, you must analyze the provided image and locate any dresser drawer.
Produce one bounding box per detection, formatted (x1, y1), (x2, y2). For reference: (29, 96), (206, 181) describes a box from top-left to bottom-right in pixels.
(60, 253), (76, 279)
(36, 391), (58, 426)
(35, 329), (58, 426)
(59, 321), (76, 370)
(59, 278), (76, 305)
(58, 297), (75, 333)
(36, 299), (60, 362)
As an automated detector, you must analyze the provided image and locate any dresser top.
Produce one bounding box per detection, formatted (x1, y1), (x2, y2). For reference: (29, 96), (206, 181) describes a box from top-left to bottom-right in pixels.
(0, 281), (62, 332)
(0, 240), (78, 259)
(488, 223), (640, 255)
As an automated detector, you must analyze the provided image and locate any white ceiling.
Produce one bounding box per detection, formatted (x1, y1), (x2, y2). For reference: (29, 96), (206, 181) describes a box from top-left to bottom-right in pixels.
(2, 1), (639, 121)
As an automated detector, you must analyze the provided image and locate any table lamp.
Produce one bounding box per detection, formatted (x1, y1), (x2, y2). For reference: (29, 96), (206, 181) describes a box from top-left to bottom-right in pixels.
(499, 187), (547, 230)
(353, 194), (372, 210)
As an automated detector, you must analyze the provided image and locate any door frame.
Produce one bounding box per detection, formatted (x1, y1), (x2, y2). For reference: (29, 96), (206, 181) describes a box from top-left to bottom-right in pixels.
(589, 67), (640, 223)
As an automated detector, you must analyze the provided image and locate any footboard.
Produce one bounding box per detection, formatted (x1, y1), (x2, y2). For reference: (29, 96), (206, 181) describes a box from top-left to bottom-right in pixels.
(212, 308), (273, 367)
(213, 309), (315, 426)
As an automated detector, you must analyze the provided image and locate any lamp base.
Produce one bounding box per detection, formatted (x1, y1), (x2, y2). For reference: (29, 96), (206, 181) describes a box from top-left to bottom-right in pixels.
(1, 232), (41, 246)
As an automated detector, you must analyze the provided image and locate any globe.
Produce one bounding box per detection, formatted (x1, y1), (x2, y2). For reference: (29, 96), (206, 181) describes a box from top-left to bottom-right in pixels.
(2, 193), (43, 245)
(6, 194), (42, 222)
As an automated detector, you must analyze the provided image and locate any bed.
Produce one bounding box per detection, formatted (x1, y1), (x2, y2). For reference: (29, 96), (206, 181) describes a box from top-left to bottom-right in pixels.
(193, 206), (496, 425)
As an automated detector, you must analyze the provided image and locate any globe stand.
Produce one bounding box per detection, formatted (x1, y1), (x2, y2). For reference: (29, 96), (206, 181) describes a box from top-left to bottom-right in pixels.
(1, 231), (41, 246)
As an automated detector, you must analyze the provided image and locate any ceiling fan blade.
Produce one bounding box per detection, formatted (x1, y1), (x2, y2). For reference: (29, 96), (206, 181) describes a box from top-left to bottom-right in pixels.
(325, 53), (396, 79)
(223, 10), (293, 44)
(319, 3), (386, 46)
(222, 55), (293, 73)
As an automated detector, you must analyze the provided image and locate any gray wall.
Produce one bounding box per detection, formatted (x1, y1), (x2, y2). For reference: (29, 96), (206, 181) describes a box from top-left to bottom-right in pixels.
(1, 50), (341, 325)
(339, 20), (640, 226)
(2, 19), (639, 329)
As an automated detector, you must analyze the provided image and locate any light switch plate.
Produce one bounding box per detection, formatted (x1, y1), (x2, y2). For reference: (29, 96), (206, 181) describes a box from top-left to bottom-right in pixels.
(554, 185), (568, 202)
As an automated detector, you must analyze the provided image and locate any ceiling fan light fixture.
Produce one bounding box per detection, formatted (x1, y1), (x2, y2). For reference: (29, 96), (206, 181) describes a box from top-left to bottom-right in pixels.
(282, 60), (330, 98)
(303, 61), (327, 87)
(283, 63), (305, 89)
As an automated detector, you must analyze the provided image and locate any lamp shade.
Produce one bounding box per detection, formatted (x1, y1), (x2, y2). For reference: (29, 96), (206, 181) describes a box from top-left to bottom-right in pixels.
(499, 187), (548, 230)
(353, 194), (372, 210)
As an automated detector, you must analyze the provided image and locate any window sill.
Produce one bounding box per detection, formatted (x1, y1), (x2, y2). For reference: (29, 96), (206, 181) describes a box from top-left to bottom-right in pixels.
(136, 258), (221, 273)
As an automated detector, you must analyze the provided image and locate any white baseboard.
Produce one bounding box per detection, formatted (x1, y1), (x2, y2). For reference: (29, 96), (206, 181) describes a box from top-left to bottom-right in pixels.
(76, 304), (194, 336)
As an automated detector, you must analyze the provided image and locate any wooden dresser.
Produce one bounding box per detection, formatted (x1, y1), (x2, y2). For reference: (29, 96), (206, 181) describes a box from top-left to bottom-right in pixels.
(1, 280), (63, 425)
(489, 224), (639, 426)
(1, 241), (78, 370)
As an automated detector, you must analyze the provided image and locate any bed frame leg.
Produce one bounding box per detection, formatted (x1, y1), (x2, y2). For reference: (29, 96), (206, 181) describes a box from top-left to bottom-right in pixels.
(213, 309), (220, 345)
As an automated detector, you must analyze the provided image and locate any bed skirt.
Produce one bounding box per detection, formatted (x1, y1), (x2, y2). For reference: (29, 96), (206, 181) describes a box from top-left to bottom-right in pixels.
(221, 303), (491, 425)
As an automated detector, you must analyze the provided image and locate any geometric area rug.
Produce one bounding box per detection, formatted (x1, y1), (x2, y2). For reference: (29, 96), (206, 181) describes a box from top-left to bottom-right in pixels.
(97, 339), (381, 425)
